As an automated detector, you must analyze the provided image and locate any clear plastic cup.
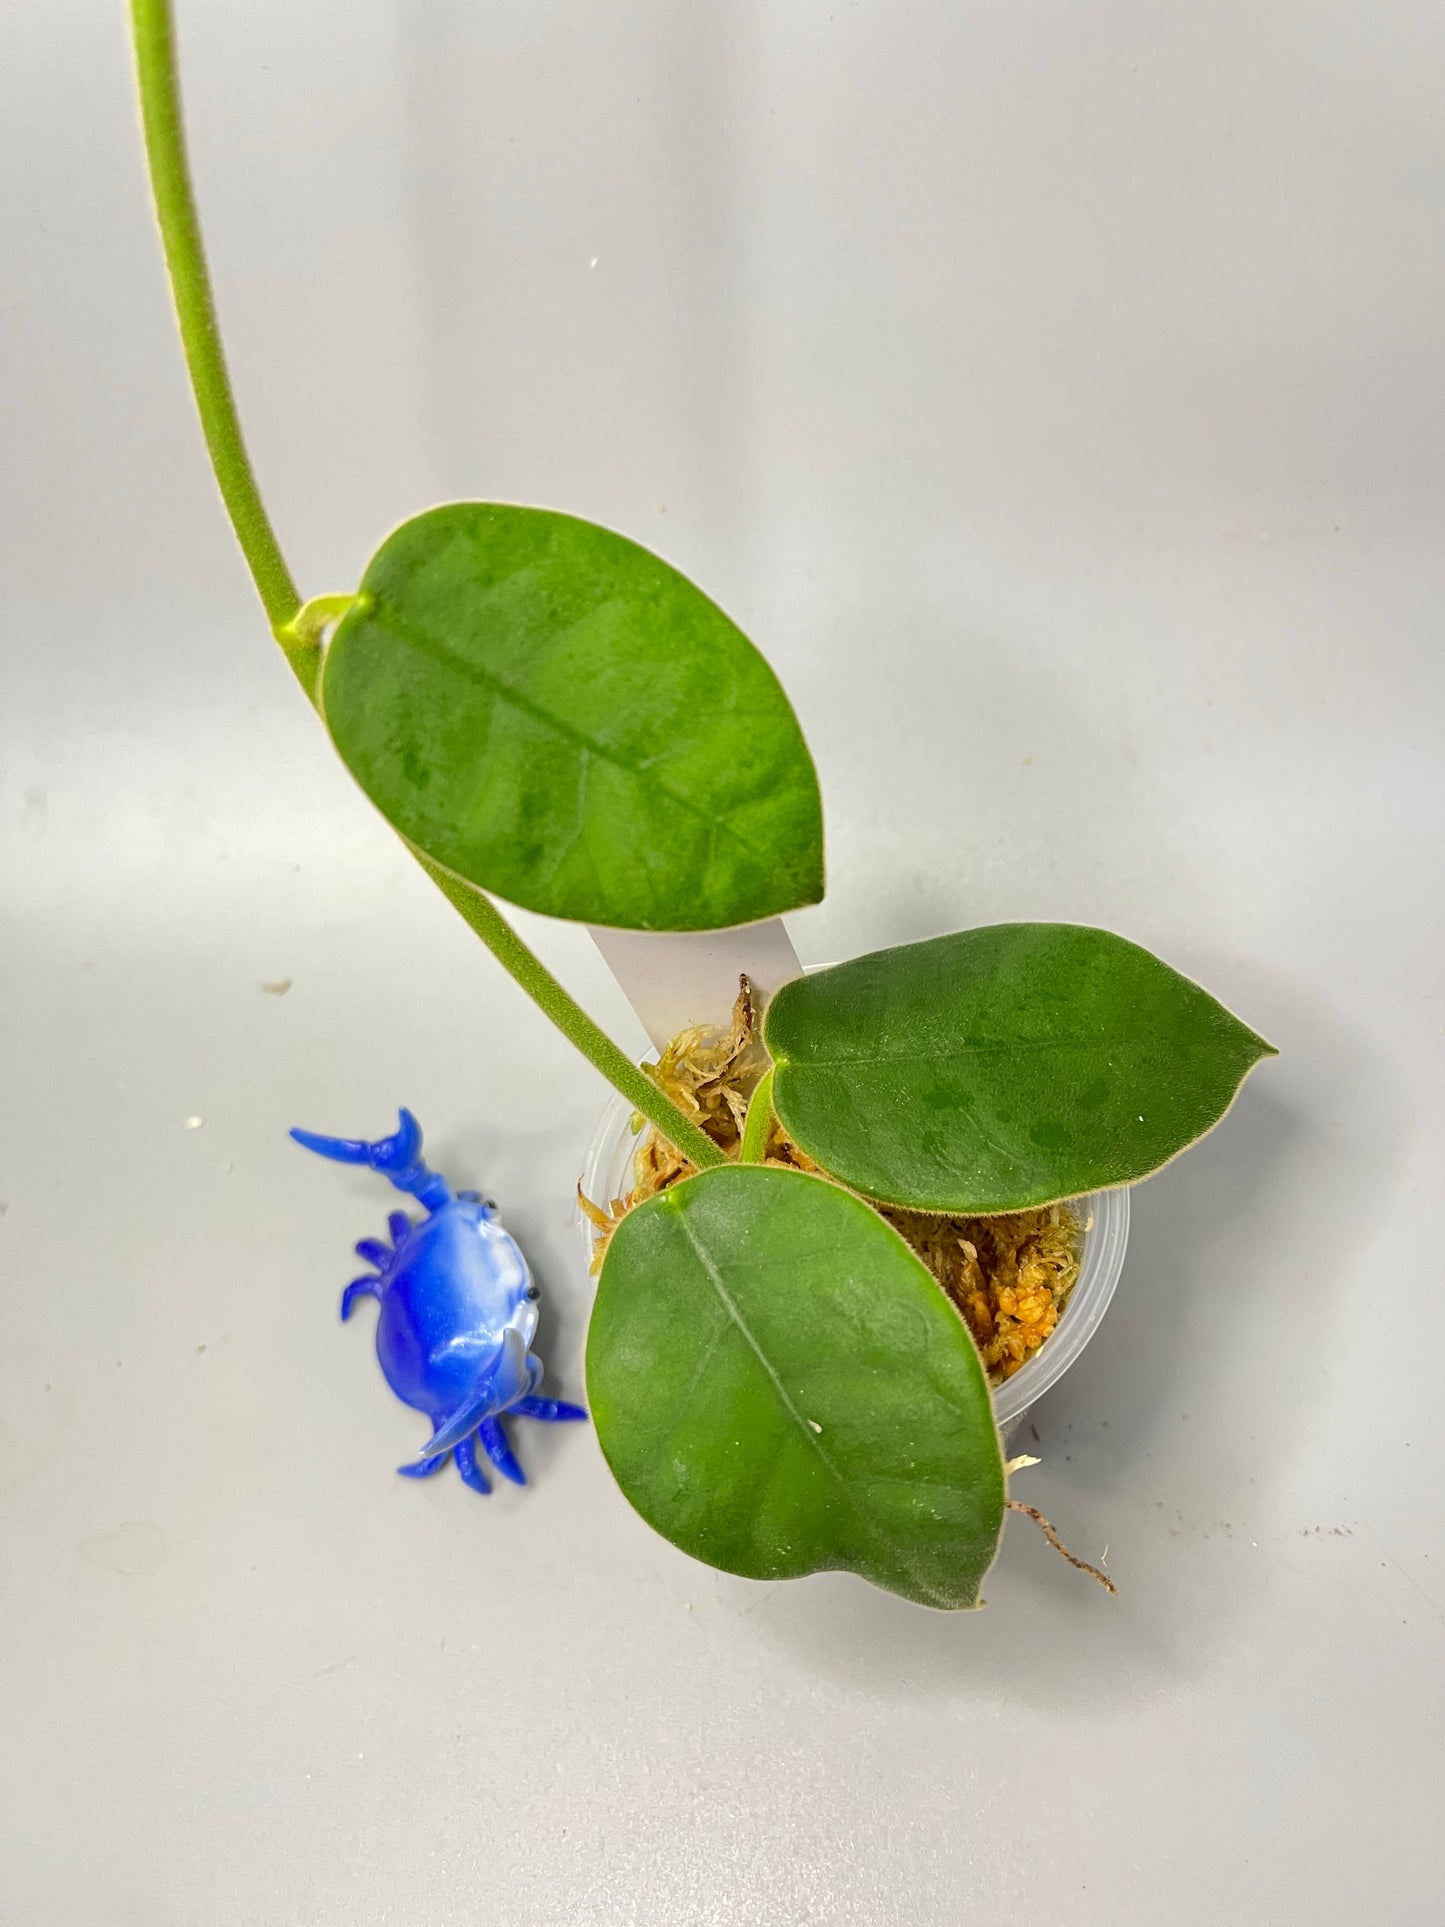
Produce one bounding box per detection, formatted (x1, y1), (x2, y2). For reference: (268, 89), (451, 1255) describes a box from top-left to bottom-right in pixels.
(577, 1090), (1129, 1430)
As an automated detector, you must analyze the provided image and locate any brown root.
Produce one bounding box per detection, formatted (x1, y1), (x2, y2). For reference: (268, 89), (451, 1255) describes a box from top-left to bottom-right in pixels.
(1007, 1499), (1118, 1595)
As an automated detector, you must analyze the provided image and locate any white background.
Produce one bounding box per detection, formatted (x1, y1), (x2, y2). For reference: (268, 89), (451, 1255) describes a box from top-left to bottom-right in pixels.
(3, 3), (1443, 1922)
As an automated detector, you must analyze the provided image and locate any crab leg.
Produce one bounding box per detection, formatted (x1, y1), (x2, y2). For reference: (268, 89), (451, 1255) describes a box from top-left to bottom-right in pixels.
(512, 1395), (588, 1423)
(478, 1416), (527, 1486)
(453, 1436), (492, 1494)
(397, 1449), (449, 1479)
(340, 1276), (381, 1321)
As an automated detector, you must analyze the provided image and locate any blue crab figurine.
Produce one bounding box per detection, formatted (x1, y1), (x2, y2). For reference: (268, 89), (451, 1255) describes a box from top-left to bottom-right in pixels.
(291, 1108), (586, 1493)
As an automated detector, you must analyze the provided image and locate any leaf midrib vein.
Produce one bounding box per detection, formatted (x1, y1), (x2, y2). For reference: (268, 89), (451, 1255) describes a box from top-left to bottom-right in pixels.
(779, 1036), (1156, 1069)
(367, 600), (778, 870)
(671, 1209), (960, 1607)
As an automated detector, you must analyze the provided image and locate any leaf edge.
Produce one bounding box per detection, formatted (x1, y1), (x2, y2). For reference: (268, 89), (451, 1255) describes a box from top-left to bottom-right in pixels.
(585, 1162), (1008, 1611)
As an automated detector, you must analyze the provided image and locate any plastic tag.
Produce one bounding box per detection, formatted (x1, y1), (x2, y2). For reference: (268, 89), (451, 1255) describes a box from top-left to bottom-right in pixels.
(588, 920), (804, 1052)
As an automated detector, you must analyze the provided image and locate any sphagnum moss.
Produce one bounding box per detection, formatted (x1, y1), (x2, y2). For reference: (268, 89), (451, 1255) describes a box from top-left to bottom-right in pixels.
(581, 979), (1083, 1387)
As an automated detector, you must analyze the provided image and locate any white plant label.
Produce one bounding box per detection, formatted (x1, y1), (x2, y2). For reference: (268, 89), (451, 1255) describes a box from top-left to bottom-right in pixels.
(588, 919), (804, 1053)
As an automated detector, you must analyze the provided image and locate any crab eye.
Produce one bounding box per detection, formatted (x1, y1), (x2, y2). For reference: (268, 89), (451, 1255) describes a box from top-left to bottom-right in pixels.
(485, 1200), (498, 1212)
(525, 1283), (541, 1301)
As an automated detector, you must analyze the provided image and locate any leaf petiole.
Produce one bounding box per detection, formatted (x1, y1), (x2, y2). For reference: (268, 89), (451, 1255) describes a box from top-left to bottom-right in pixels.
(415, 860), (726, 1172)
(738, 1067), (775, 1164)
(128, 0), (723, 1173)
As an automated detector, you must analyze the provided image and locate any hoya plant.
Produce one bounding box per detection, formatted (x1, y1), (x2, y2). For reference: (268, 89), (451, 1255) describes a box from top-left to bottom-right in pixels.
(131, 1), (1272, 1610)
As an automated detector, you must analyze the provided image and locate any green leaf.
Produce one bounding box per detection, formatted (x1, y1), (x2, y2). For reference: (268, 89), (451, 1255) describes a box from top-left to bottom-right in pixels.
(587, 1164), (1005, 1611)
(320, 504), (823, 930)
(765, 924), (1276, 1213)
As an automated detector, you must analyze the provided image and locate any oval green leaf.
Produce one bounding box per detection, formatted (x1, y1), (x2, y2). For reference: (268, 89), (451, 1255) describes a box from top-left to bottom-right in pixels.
(320, 504), (823, 930)
(587, 1164), (1005, 1611)
(765, 924), (1276, 1213)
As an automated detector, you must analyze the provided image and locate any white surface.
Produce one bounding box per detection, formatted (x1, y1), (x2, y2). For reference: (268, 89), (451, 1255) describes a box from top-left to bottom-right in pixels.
(3, 4), (1443, 1923)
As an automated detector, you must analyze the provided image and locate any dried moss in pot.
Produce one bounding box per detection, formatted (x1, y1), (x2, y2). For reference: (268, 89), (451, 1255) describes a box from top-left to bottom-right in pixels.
(581, 979), (1086, 1391)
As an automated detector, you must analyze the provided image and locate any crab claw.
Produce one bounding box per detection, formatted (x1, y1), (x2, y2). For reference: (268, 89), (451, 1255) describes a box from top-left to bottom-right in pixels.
(402, 1330), (532, 1467)
(291, 1108), (423, 1173)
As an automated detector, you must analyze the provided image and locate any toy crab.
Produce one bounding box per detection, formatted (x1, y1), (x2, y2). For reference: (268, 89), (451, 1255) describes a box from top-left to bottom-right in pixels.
(291, 1108), (586, 1493)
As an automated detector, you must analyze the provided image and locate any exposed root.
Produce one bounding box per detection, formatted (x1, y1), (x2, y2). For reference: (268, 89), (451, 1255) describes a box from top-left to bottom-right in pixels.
(1007, 1499), (1118, 1595)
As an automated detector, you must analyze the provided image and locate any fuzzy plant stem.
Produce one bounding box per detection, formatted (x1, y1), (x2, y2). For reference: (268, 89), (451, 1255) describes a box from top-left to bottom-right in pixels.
(128, 0), (308, 670)
(418, 861), (725, 1169)
(128, 0), (724, 1174)
(738, 1068), (775, 1164)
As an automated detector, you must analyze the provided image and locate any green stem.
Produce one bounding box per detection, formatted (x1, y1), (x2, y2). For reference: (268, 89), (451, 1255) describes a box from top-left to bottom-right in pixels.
(130, 0), (315, 691)
(129, 0), (725, 1174)
(417, 860), (725, 1170)
(738, 1067), (774, 1164)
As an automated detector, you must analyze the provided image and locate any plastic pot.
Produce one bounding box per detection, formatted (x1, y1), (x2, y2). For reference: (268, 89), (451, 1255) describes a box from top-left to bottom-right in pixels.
(577, 1089), (1128, 1430)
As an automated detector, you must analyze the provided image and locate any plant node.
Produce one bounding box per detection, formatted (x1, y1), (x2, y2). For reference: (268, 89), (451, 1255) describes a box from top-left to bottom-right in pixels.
(277, 592), (370, 648)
